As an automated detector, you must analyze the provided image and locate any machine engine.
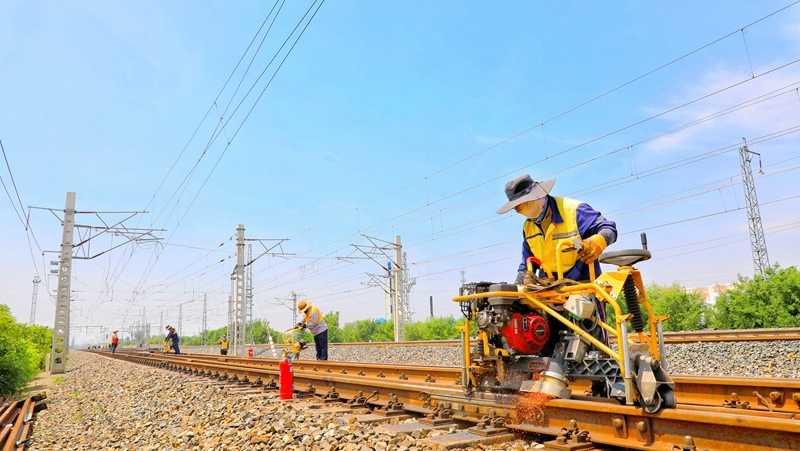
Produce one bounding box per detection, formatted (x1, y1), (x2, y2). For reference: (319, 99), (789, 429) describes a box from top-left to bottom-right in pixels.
(499, 312), (549, 355)
(457, 256), (676, 413)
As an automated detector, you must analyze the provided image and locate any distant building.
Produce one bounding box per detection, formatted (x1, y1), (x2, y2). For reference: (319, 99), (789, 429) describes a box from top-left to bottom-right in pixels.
(685, 284), (735, 305)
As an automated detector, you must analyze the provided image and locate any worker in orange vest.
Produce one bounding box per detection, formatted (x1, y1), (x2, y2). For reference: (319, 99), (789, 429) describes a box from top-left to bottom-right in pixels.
(110, 330), (119, 354)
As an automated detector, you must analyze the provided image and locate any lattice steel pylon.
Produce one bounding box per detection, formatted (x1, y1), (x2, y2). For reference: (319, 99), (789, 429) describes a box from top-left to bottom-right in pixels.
(30, 276), (41, 324)
(739, 144), (770, 277)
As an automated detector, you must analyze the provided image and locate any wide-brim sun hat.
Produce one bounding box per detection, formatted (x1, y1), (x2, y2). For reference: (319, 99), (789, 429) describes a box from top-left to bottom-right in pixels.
(297, 300), (309, 312)
(496, 174), (555, 214)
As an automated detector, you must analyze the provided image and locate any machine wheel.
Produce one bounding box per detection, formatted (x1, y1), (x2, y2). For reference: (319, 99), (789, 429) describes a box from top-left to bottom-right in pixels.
(463, 385), (473, 396)
(639, 391), (662, 414)
(661, 388), (677, 409)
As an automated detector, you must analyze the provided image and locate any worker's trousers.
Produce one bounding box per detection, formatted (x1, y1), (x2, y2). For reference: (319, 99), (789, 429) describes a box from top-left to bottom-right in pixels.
(313, 331), (328, 360)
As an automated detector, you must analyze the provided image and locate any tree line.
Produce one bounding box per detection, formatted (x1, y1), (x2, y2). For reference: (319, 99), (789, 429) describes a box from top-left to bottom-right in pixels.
(1, 264), (797, 397)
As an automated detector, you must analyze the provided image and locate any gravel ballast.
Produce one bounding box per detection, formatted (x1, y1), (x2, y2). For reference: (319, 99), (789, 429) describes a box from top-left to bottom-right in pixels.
(28, 340), (799, 450)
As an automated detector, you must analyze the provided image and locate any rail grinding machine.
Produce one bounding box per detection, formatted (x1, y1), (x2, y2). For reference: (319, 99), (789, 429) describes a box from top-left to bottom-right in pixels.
(453, 235), (676, 412)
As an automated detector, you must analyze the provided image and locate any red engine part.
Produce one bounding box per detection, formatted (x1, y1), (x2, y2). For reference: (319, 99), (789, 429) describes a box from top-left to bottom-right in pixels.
(499, 312), (550, 355)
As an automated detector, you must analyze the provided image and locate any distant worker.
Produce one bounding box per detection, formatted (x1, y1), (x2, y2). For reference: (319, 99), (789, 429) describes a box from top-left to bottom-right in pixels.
(220, 335), (229, 355)
(110, 330), (119, 354)
(165, 325), (181, 355)
(497, 174), (617, 284)
(297, 300), (328, 360)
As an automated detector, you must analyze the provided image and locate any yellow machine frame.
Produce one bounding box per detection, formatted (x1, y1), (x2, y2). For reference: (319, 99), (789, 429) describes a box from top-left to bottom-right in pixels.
(453, 240), (669, 406)
(282, 325), (307, 362)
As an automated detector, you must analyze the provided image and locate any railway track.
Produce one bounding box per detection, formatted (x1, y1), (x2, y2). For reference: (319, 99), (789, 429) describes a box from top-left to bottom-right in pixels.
(0, 394), (46, 451)
(96, 349), (800, 450)
(173, 327), (800, 356)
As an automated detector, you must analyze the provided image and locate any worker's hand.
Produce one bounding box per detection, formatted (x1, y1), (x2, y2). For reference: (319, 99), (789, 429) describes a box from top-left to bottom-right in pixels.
(296, 322), (306, 329)
(578, 235), (607, 264)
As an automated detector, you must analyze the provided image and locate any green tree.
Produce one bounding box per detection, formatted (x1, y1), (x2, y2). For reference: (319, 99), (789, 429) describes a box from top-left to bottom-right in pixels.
(0, 305), (50, 398)
(646, 283), (707, 331)
(606, 281), (707, 332)
(324, 312), (344, 343)
(711, 264), (800, 329)
(407, 316), (464, 340)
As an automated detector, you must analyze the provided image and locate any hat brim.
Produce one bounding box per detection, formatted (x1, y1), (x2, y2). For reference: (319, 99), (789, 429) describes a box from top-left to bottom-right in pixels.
(496, 178), (555, 214)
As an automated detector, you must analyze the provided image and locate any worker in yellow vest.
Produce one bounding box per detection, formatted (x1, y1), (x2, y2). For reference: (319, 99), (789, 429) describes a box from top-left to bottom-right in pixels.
(220, 335), (229, 355)
(498, 174), (617, 351)
(497, 174), (617, 284)
(297, 300), (328, 360)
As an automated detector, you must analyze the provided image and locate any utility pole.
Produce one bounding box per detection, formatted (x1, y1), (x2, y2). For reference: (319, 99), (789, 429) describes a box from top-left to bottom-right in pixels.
(292, 291), (298, 326)
(29, 276), (41, 325)
(400, 250), (416, 324)
(34, 192), (160, 373)
(739, 144), (770, 277)
(385, 261), (393, 320)
(231, 224), (246, 356)
(341, 234), (413, 342)
(430, 296), (433, 319)
(247, 243), (254, 344)
(393, 236), (405, 341)
(141, 307), (147, 348)
(178, 303), (183, 340)
(201, 294), (207, 346)
(50, 192), (75, 374)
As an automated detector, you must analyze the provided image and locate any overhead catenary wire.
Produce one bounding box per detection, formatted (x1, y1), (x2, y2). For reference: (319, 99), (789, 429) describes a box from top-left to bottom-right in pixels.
(63, 2), (800, 331)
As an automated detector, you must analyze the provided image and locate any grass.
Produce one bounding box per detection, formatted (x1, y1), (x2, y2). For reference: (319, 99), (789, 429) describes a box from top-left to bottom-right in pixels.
(54, 376), (65, 384)
(92, 405), (103, 412)
(71, 411), (83, 422)
(70, 390), (84, 399)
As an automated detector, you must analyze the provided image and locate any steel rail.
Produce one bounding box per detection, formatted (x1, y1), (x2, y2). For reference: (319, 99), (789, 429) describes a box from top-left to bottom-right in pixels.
(103, 350), (800, 414)
(97, 350), (800, 450)
(0, 402), (20, 449)
(175, 327), (800, 354)
(1, 397), (32, 451)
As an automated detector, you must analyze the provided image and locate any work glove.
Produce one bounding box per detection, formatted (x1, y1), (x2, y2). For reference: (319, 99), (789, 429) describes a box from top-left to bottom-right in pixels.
(578, 234), (607, 264)
(296, 322), (306, 329)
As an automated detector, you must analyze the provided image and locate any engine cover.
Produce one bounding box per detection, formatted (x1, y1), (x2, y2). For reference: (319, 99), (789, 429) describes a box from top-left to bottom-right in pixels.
(499, 313), (550, 355)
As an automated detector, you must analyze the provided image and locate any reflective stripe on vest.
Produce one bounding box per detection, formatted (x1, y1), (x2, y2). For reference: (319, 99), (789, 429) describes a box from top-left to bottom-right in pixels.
(523, 197), (581, 277)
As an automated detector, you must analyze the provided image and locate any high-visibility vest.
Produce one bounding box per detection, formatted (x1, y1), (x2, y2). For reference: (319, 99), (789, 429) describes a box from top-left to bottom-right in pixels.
(220, 339), (229, 350)
(303, 304), (327, 335)
(523, 197), (581, 277)
(111, 334), (119, 345)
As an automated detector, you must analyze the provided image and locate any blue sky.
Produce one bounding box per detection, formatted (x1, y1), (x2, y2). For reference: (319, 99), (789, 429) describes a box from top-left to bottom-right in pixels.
(2, 1), (799, 344)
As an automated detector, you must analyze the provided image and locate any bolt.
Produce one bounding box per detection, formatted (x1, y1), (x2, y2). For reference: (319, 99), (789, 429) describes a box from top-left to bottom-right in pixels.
(793, 393), (800, 405)
(681, 435), (697, 450)
(556, 437), (567, 444)
(636, 421), (647, 432)
(769, 391), (783, 403)
(613, 418), (624, 429)
(644, 397), (653, 405)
